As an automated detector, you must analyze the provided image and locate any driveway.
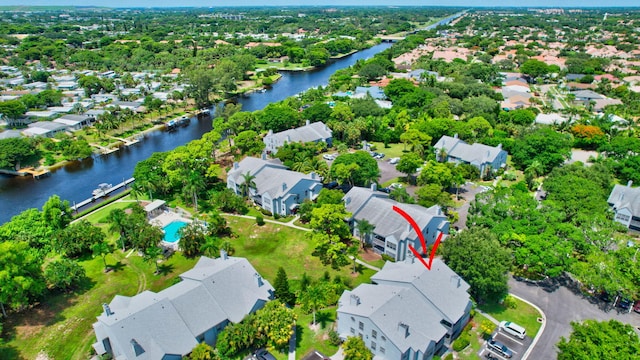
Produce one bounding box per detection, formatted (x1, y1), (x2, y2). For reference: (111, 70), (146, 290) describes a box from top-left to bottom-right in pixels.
(377, 158), (404, 184)
(508, 277), (640, 359)
(452, 182), (488, 230)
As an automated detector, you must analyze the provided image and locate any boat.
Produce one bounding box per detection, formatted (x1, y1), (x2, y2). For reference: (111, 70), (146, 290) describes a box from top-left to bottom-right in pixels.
(177, 115), (191, 126)
(92, 183), (113, 198)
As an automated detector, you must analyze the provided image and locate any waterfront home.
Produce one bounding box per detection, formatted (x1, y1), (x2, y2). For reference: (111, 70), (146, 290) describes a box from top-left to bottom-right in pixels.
(53, 114), (94, 131)
(23, 121), (69, 137)
(93, 254), (274, 359)
(263, 120), (333, 154)
(227, 156), (323, 216)
(343, 186), (449, 261)
(337, 257), (472, 360)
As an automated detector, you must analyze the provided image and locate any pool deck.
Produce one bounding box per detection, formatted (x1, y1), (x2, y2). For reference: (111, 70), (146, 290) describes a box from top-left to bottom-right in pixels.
(150, 211), (191, 228)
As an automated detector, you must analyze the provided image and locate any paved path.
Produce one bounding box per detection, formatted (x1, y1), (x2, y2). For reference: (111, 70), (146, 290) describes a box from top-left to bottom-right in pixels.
(288, 324), (296, 360)
(222, 213), (311, 232)
(508, 277), (640, 359)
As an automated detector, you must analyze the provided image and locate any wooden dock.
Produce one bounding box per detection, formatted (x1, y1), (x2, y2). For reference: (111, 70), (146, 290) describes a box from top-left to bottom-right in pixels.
(0, 167), (51, 179)
(71, 177), (135, 212)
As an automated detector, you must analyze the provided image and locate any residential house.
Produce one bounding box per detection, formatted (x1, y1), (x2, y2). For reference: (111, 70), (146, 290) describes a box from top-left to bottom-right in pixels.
(434, 135), (508, 175)
(53, 114), (94, 131)
(607, 181), (640, 231)
(343, 186), (449, 261)
(93, 254), (274, 359)
(23, 121), (68, 137)
(227, 157), (323, 216)
(337, 258), (472, 360)
(263, 120), (333, 154)
(354, 86), (386, 100)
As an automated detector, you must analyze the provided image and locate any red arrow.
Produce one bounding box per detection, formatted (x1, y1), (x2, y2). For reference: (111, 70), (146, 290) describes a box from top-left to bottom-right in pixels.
(392, 205), (443, 270)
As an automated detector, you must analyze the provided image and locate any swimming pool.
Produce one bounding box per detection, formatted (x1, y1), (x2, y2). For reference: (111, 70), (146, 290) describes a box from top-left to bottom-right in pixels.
(163, 220), (188, 243)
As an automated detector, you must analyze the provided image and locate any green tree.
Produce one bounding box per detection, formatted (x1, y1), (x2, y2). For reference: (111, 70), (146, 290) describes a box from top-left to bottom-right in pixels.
(233, 130), (265, 157)
(442, 228), (512, 302)
(186, 67), (216, 109)
(0, 99), (27, 125)
(91, 240), (113, 271)
(355, 219), (375, 248)
(44, 258), (87, 292)
(330, 151), (379, 187)
(253, 300), (296, 349)
(300, 284), (326, 325)
(511, 127), (572, 174)
(54, 220), (105, 258)
(144, 246), (163, 274)
(396, 152), (423, 184)
(347, 243), (359, 274)
(557, 320), (640, 360)
(399, 129), (432, 156)
(0, 137), (39, 170)
(179, 222), (208, 258)
(519, 59), (549, 78)
(41, 195), (72, 231)
(0, 241), (46, 316)
(343, 336), (372, 360)
(274, 267), (296, 307)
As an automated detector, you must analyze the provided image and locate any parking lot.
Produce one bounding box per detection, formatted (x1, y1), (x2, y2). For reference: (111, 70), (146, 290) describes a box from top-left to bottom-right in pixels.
(478, 329), (533, 360)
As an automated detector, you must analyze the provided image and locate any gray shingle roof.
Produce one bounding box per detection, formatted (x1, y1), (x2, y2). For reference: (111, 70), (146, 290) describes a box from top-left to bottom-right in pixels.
(228, 157), (320, 200)
(264, 121), (332, 150)
(344, 187), (445, 240)
(93, 256), (273, 358)
(338, 259), (471, 353)
(608, 184), (640, 216)
(434, 135), (506, 165)
(371, 258), (471, 323)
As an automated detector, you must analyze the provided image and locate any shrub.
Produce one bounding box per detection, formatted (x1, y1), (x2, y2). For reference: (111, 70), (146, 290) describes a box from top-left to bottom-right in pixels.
(329, 330), (342, 346)
(503, 172), (517, 181)
(256, 215), (265, 226)
(503, 295), (518, 309)
(444, 354), (454, 360)
(381, 254), (395, 262)
(481, 319), (496, 338)
(452, 334), (470, 352)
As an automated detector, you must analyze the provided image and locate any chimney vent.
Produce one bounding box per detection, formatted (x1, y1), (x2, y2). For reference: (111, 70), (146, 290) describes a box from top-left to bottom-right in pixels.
(306, 120), (310, 126)
(254, 273), (264, 287)
(398, 322), (409, 338)
(453, 133), (458, 139)
(103, 303), (114, 316)
(370, 183), (377, 192)
(261, 152), (267, 160)
(350, 294), (361, 306)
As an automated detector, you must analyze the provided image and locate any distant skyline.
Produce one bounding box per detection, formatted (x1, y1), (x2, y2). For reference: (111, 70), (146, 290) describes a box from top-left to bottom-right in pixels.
(1, 1), (640, 8)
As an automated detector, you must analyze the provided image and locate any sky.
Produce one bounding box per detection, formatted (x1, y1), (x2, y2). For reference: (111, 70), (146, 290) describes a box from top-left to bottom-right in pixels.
(0, 0), (639, 8)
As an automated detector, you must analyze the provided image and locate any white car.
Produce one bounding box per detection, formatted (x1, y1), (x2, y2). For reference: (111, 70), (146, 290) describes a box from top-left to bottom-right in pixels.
(322, 154), (335, 161)
(499, 321), (526, 339)
(389, 183), (403, 190)
(389, 157), (400, 164)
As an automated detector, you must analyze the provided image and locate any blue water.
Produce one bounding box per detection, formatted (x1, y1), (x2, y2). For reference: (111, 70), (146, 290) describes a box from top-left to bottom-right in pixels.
(163, 220), (188, 243)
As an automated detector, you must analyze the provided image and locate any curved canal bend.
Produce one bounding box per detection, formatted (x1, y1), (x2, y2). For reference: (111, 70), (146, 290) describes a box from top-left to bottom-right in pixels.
(0, 43), (393, 223)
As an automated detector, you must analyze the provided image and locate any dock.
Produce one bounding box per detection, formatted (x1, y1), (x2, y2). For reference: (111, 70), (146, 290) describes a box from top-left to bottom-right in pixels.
(0, 167), (51, 179)
(71, 177), (135, 212)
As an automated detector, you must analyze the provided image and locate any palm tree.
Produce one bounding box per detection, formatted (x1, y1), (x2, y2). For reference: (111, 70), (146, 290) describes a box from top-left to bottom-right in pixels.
(199, 236), (220, 257)
(221, 241), (235, 255)
(356, 219), (375, 248)
(303, 284), (326, 326)
(183, 170), (206, 212)
(240, 171), (257, 200)
(92, 241), (112, 271)
(438, 147), (448, 163)
(347, 243), (359, 274)
(144, 246), (163, 274)
(107, 208), (128, 251)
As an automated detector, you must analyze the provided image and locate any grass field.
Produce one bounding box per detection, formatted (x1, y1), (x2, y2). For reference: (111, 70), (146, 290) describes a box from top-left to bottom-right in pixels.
(3, 205), (376, 360)
(369, 142), (407, 159)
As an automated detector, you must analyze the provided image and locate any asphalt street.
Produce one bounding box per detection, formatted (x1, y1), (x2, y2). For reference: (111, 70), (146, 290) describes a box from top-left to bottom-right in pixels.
(508, 277), (640, 359)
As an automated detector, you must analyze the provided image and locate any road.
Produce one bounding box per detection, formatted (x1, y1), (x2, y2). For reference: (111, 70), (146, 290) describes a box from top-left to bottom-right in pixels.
(508, 277), (640, 359)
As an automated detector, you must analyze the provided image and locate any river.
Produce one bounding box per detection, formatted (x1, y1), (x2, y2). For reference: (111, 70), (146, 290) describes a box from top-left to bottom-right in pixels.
(0, 42), (393, 224)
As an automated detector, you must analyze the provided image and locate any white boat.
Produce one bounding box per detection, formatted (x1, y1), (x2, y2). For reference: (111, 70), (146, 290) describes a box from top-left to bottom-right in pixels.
(92, 183), (113, 198)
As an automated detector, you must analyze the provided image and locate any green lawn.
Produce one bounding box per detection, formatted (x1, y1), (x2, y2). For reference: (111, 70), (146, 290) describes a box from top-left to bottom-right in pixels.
(455, 313), (493, 360)
(479, 297), (543, 338)
(80, 199), (135, 224)
(3, 251), (198, 360)
(293, 307), (340, 359)
(369, 142), (407, 159)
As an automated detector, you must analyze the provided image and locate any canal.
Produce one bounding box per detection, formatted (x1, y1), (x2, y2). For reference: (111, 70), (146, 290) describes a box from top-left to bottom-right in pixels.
(0, 42), (393, 224)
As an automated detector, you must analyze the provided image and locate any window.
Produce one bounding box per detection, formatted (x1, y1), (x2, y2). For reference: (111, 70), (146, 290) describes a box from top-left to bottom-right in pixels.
(351, 316), (355, 322)
(386, 243), (396, 250)
(359, 321), (364, 330)
(616, 213), (630, 222)
(381, 335), (386, 342)
(371, 342), (377, 350)
(350, 328), (355, 334)
(371, 330), (377, 339)
(380, 347), (385, 354)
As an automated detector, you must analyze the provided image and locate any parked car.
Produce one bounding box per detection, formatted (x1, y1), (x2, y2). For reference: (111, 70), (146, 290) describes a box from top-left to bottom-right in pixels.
(254, 349), (276, 360)
(633, 300), (640, 313)
(379, 187), (391, 193)
(374, 153), (385, 159)
(617, 297), (633, 311)
(499, 320), (526, 339)
(389, 157), (400, 164)
(487, 339), (513, 358)
(484, 353), (500, 360)
(323, 154), (335, 161)
(389, 183), (403, 190)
